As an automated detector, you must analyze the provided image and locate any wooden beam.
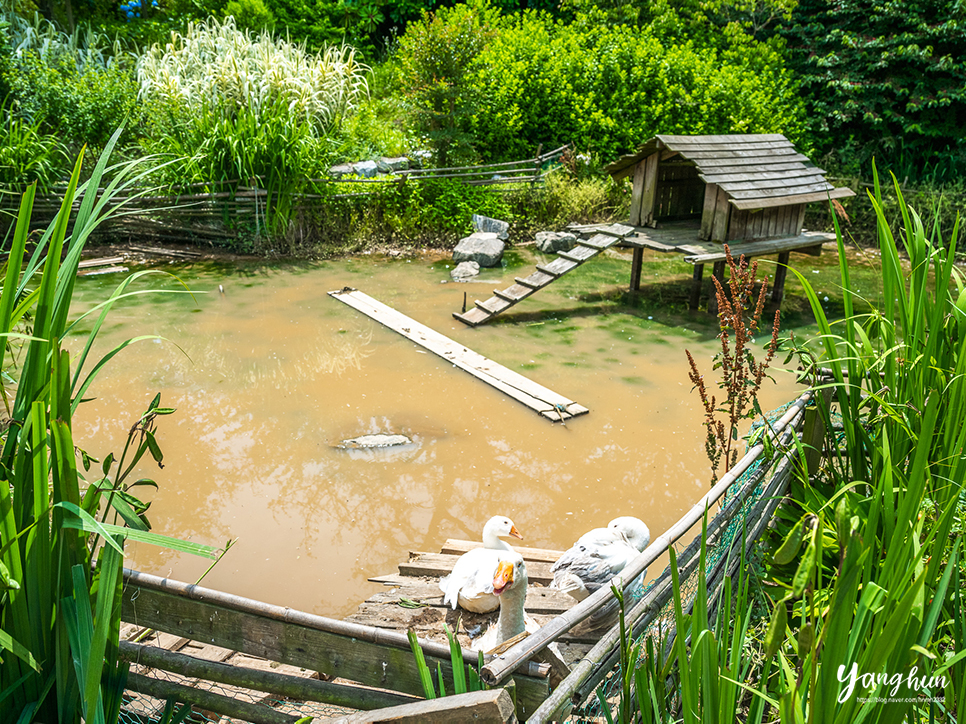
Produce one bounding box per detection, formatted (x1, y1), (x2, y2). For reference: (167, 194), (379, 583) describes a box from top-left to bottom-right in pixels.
(640, 153), (660, 226)
(320, 687), (517, 723)
(682, 232), (832, 265)
(710, 186), (730, 242)
(771, 251), (791, 305)
(120, 569), (550, 714)
(689, 264), (704, 311)
(629, 161), (646, 226)
(729, 187), (855, 210)
(330, 289), (588, 422)
(119, 642), (419, 711)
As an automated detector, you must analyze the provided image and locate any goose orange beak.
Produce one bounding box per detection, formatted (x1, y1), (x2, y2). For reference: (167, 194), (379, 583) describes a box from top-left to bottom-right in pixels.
(493, 560), (515, 595)
(510, 525), (523, 540)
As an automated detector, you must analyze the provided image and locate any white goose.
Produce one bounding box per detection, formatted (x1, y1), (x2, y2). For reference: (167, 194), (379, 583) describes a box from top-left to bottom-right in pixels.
(439, 516), (523, 613)
(550, 516), (651, 601)
(471, 552), (530, 653)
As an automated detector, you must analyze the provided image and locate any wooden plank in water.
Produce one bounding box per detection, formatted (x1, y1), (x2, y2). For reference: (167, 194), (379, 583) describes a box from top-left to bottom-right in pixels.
(330, 289), (588, 421)
(400, 552), (554, 586)
(78, 255), (125, 268)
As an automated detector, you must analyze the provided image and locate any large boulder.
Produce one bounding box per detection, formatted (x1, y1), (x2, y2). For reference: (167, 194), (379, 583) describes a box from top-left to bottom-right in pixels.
(352, 160), (379, 178)
(381, 156), (410, 172)
(535, 231), (578, 254)
(451, 261), (480, 281)
(472, 214), (510, 240)
(453, 232), (505, 268)
(328, 163), (355, 178)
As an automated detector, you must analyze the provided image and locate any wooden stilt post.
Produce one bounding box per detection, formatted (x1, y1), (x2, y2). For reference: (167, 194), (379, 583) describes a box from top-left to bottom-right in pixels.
(771, 251), (791, 305)
(630, 247), (643, 291)
(708, 261), (726, 316)
(689, 264), (704, 310)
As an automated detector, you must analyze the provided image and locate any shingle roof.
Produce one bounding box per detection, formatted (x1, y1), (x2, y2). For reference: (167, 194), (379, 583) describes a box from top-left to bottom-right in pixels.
(603, 134), (854, 210)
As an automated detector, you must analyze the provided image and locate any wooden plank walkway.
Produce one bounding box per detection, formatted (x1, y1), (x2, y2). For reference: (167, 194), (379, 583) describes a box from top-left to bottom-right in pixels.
(329, 289), (588, 422)
(453, 223), (636, 327)
(350, 539), (599, 649)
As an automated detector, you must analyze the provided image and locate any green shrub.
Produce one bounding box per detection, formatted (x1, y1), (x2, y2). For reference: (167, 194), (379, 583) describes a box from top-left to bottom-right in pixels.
(224, 0), (275, 31)
(467, 14), (805, 161)
(3, 51), (140, 152)
(396, 0), (500, 167)
(780, 0), (966, 182)
(0, 107), (66, 192)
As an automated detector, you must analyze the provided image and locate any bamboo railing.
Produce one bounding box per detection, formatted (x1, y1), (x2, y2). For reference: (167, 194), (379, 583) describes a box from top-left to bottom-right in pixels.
(479, 391), (813, 721)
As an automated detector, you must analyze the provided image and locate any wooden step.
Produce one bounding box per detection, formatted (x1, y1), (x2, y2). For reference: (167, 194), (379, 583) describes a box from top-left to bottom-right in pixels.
(399, 552), (555, 586)
(514, 276), (544, 289)
(453, 308), (491, 326)
(556, 248), (594, 263)
(475, 297), (511, 314)
(597, 222), (635, 238)
(536, 258), (578, 277)
(494, 284), (533, 302)
(439, 539), (563, 563)
(520, 271), (555, 287)
(577, 233), (618, 250)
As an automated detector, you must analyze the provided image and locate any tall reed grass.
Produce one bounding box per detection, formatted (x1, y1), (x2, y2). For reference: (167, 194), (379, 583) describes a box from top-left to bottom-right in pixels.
(600, 176), (964, 722)
(0, 135), (218, 723)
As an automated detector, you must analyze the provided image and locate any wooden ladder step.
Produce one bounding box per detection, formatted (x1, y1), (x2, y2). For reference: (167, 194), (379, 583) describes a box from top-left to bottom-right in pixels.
(494, 285), (533, 303)
(597, 222), (635, 238)
(536, 258), (578, 277)
(577, 233), (619, 250)
(514, 276), (545, 289)
(475, 296), (511, 314)
(556, 247), (596, 263)
(452, 307), (492, 326)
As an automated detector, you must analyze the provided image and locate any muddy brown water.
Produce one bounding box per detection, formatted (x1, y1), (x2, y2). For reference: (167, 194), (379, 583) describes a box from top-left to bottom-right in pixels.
(69, 248), (802, 618)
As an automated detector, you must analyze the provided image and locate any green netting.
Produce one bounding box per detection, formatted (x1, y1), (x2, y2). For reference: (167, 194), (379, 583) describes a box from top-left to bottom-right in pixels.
(570, 400), (811, 722)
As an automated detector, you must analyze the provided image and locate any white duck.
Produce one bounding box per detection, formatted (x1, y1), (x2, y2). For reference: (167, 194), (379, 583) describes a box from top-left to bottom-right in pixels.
(550, 516), (651, 601)
(439, 516), (523, 613)
(471, 552), (530, 653)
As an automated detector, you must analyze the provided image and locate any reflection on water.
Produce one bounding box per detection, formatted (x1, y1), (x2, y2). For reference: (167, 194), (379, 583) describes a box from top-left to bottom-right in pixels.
(69, 250), (801, 618)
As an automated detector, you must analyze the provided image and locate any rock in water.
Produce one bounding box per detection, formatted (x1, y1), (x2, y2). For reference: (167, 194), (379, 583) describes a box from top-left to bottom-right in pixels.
(472, 214), (510, 240)
(338, 434), (412, 449)
(535, 231), (578, 253)
(451, 261), (480, 281)
(454, 232), (505, 267)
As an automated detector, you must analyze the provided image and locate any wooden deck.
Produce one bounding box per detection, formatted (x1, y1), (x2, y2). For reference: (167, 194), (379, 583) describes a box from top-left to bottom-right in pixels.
(574, 219), (834, 311)
(329, 288), (588, 422)
(350, 539), (598, 653)
(453, 223), (636, 327)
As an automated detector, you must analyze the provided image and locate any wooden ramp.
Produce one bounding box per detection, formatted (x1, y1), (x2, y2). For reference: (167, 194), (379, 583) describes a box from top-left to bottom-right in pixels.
(350, 539), (597, 656)
(454, 223), (636, 327)
(329, 288), (588, 422)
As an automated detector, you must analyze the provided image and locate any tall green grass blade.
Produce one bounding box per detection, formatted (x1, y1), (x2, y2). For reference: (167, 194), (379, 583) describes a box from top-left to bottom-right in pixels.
(407, 629), (436, 699)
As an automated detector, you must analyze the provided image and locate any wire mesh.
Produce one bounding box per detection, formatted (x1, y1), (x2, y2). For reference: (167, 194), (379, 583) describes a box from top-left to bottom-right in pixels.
(119, 666), (359, 723)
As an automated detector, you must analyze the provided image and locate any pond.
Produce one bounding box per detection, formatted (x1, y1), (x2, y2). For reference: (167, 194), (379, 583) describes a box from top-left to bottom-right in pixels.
(69, 245), (817, 618)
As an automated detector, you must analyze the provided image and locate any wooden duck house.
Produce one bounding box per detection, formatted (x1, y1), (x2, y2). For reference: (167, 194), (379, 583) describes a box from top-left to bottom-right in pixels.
(604, 134), (854, 242)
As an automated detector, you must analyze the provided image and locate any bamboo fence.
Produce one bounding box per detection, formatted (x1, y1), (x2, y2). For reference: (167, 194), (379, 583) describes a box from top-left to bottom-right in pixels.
(1, 146), (570, 245)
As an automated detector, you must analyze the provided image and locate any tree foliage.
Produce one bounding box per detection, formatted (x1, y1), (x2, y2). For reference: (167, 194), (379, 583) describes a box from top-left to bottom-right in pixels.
(780, 0), (966, 180)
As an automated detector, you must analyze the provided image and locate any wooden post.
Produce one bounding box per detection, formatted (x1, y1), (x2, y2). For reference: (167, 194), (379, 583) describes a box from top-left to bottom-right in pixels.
(630, 161), (646, 226)
(771, 251), (790, 305)
(708, 260), (726, 316)
(689, 264), (705, 310)
(640, 153), (660, 227)
(699, 183), (718, 240)
(630, 247), (643, 291)
(710, 187), (730, 242)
